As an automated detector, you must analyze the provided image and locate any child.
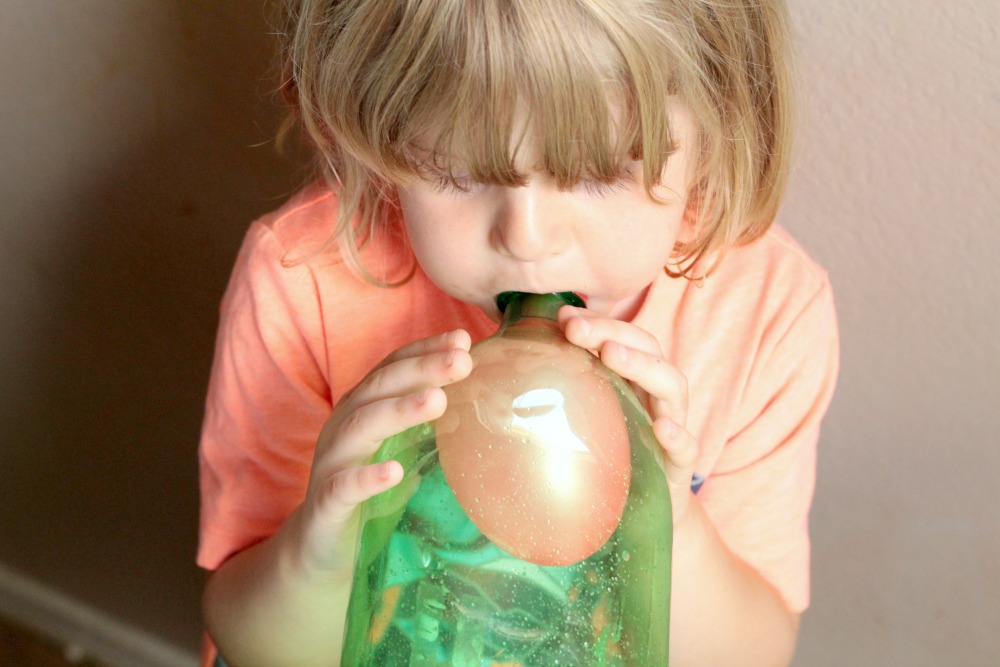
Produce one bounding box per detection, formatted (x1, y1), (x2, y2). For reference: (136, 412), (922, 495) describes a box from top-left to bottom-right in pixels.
(198, 0), (839, 665)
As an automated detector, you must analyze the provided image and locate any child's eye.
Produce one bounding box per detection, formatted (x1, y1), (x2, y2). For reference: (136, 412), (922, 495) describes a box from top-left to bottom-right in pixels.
(581, 177), (632, 199)
(578, 174), (635, 199)
(427, 173), (486, 196)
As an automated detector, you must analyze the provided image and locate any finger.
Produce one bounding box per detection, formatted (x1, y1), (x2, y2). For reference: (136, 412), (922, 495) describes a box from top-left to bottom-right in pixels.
(297, 460), (405, 571)
(654, 417), (698, 525)
(318, 460), (405, 525)
(559, 310), (688, 425)
(321, 385), (448, 472)
(336, 329), (470, 412)
(338, 344), (472, 418)
(653, 416), (698, 491)
(558, 307), (662, 357)
(597, 340), (689, 429)
(378, 329), (472, 369)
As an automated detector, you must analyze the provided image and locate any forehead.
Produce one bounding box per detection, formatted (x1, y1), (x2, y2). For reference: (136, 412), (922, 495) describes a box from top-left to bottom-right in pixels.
(355, 1), (687, 185)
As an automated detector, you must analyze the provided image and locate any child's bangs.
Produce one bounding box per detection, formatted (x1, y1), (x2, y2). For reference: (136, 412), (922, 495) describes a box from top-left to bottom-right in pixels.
(381, 1), (677, 190)
(284, 0), (793, 281)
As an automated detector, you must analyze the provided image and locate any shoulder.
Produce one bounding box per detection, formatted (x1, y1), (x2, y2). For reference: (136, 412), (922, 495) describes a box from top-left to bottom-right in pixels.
(233, 182), (341, 272)
(231, 182), (411, 299)
(258, 182), (339, 250)
(650, 224), (835, 355)
(686, 224), (836, 359)
(713, 224), (833, 314)
(699, 224), (838, 374)
(691, 225), (839, 446)
(643, 224), (839, 446)
(223, 184), (496, 396)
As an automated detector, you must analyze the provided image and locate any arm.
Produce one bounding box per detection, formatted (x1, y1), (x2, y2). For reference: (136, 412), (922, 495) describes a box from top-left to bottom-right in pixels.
(203, 484), (377, 666)
(667, 495), (801, 666)
(203, 330), (473, 667)
(559, 303), (835, 666)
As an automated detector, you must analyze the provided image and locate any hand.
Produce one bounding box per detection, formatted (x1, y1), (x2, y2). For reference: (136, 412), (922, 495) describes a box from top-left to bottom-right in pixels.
(558, 306), (699, 525)
(292, 329), (474, 577)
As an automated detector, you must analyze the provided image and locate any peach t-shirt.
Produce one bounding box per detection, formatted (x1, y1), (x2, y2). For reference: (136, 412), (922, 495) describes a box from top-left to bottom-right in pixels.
(198, 184), (838, 662)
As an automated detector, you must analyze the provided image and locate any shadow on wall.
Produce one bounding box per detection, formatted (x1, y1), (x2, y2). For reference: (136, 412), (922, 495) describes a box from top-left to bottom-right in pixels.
(0, 2), (311, 654)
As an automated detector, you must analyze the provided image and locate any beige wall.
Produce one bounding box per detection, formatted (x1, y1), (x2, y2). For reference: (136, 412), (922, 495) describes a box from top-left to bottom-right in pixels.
(784, 1), (1000, 664)
(1, 1), (997, 665)
(0, 2), (309, 661)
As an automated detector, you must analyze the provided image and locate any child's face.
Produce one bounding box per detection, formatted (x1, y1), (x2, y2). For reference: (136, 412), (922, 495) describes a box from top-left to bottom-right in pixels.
(396, 107), (697, 322)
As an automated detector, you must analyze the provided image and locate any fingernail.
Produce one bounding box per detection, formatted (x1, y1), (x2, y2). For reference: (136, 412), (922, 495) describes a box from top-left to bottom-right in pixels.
(448, 329), (470, 349)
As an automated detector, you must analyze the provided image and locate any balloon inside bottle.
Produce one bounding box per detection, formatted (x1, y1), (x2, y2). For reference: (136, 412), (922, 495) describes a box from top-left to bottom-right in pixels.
(341, 292), (673, 666)
(436, 293), (631, 566)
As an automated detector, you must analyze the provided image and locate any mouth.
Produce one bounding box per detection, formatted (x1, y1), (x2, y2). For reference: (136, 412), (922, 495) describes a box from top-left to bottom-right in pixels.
(494, 291), (588, 314)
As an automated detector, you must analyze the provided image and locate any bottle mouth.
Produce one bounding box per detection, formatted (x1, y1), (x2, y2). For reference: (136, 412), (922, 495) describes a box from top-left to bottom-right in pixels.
(495, 291), (586, 314)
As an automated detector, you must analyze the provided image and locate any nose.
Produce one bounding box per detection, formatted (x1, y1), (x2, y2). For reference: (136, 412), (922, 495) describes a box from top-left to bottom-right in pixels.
(491, 183), (570, 261)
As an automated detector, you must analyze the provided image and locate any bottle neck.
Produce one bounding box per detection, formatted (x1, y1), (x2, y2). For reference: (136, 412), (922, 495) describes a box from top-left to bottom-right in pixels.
(496, 292), (585, 327)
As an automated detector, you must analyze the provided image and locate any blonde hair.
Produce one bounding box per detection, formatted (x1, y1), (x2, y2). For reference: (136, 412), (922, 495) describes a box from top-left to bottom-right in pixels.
(275, 0), (794, 281)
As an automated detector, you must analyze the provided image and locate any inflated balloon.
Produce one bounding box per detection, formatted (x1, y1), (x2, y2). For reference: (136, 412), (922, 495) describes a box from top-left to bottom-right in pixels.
(341, 292), (673, 667)
(436, 306), (631, 566)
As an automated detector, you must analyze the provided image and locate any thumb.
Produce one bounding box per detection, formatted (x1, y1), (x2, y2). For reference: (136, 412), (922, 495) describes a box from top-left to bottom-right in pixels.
(319, 461), (404, 526)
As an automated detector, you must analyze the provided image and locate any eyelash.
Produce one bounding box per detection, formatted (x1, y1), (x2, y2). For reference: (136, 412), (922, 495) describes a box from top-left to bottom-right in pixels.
(580, 178), (633, 199)
(424, 172), (636, 197)
(432, 175), (476, 193)
(423, 171), (484, 196)
(579, 170), (637, 198)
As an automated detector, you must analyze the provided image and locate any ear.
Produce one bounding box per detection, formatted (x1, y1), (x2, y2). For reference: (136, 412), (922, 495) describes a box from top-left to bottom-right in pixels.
(665, 210), (695, 279)
(676, 188), (704, 247)
(664, 187), (712, 283)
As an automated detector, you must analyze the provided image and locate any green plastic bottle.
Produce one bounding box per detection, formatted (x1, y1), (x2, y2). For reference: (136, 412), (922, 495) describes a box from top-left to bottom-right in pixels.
(341, 292), (671, 666)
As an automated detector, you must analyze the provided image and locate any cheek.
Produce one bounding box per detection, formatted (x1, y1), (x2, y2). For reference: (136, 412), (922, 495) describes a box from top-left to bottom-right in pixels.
(399, 196), (453, 257)
(403, 219), (447, 264)
(595, 207), (682, 272)
(399, 198), (486, 293)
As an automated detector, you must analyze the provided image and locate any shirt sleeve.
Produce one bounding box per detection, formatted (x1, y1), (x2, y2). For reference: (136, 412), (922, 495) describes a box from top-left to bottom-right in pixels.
(197, 220), (332, 570)
(698, 276), (839, 613)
